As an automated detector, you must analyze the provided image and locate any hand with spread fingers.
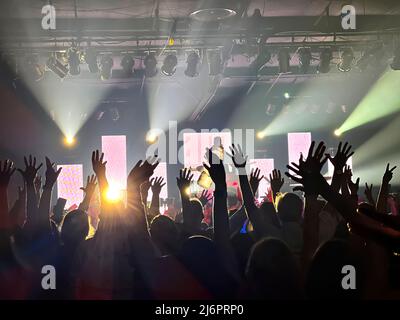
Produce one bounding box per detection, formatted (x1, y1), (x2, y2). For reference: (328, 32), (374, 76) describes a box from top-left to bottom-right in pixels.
(249, 167), (264, 194)
(285, 141), (328, 196)
(17, 155), (43, 186)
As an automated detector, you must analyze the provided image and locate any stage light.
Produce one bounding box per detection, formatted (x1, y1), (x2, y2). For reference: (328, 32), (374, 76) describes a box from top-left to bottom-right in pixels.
(84, 48), (98, 73)
(298, 47), (312, 73)
(391, 47), (400, 70)
(278, 49), (290, 73)
(110, 107), (120, 121)
(121, 54), (135, 77)
(334, 129), (342, 137)
(68, 48), (81, 76)
(318, 48), (332, 73)
(257, 131), (265, 139)
(100, 55), (113, 80)
(46, 54), (69, 79)
(146, 131), (159, 144)
(105, 186), (123, 203)
(185, 52), (200, 77)
(161, 54), (178, 76)
(64, 135), (76, 146)
(337, 48), (354, 72)
(208, 51), (223, 76)
(284, 92), (290, 99)
(23, 55), (45, 82)
(144, 53), (158, 77)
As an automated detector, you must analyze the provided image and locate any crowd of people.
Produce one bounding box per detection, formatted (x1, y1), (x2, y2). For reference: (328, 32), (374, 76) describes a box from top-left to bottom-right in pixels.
(0, 140), (399, 300)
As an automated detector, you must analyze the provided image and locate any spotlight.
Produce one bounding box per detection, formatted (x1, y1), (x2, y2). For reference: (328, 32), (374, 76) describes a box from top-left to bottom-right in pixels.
(250, 46), (271, 72)
(208, 51), (223, 76)
(278, 49), (290, 73)
(84, 48), (98, 73)
(185, 52), (200, 77)
(257, 131), (265, 139)
(189, 0), (239, 21)
(318, 48), (332, 73)
(334, 129), (342, 137)
(298, 47), (312, 73)
(46, 54), (69, 79)
(337, 48), (354, 72)
(105, 186), (123, 203)
(100, 55), (113, 80)
(161, 54), (178, 76)
(68, 48), (80, 76)
(23, 55), (45, 82)
(284, 92), (290, 99)
(144, 53), (158, 77)
(391, 47), (400, 70)
(121, 54), (135, 77)
(146, 131), (159, 144)
(64, 135), (76, 147)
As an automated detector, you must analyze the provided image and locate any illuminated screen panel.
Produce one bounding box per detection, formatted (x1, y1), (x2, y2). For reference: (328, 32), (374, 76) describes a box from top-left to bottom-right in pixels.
(288, 132), (312, 173)
(57, 164), (84, 209)
(101, 135), (127, 190)
(249, 159), (274, 201)
(183, 132), (232, 180)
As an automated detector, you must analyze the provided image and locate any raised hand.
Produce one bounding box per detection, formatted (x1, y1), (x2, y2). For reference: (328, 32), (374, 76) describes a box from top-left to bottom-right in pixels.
(285, 141), (328, 196)
(383, 163), (397, 184)
(0, 160), (16, 187)
(80, 174), (97, 195)
(17, 155), (43, 185)
(203, 148), (226, 186)
(326, 141), (354, 170)
(348, 177), (360, 197)
(128, 156), (159, 187)
(250, 167), (264, 194)
(34, 175), (42, 193)
(364, 183), (375, 205)
(44, 157), (62, 188)
(198, 189), (213, 206)
(176, 168), (193, 192)
(269, 169), (284, 194)
(227, 144), (248, 168)
(92, 150), (107, 177)
(151, 176), (166, 194)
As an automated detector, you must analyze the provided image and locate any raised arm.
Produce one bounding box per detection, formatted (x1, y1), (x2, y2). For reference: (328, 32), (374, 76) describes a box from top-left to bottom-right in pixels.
(325, 142), (354, 193)
(176, 168), (194, 229)
(227, 144), (269, 237)
(91, 150), (109, 208)
(364, 183), (376, 207)
(286, 141), (328, 271)
(376, 164), (396, 214)
(0, 160), (16, 230)
(149, 177), (166, 217)
(38, 157), (62, 233)
(17, 156), (42, 232)
(79, 175), (97, 212)
(127, 157), (159, 235)
(269, 169), (284, 205)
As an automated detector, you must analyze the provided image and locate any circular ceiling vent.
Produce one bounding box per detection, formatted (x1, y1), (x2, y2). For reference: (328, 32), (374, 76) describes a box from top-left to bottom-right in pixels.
(189, 0), (240, 22)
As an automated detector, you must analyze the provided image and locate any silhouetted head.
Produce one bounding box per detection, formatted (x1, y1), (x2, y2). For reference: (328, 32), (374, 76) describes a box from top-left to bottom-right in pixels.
(186, 199), (204, 230)
(260, 201), (281, 227)
(306, 239), (363, 299)
(245, 238), (303, 299)
(150, 214), (179, 256)
(276, 193), (303, 222)
(61, 209), (89, 247)
(179, 236), (237, 298)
